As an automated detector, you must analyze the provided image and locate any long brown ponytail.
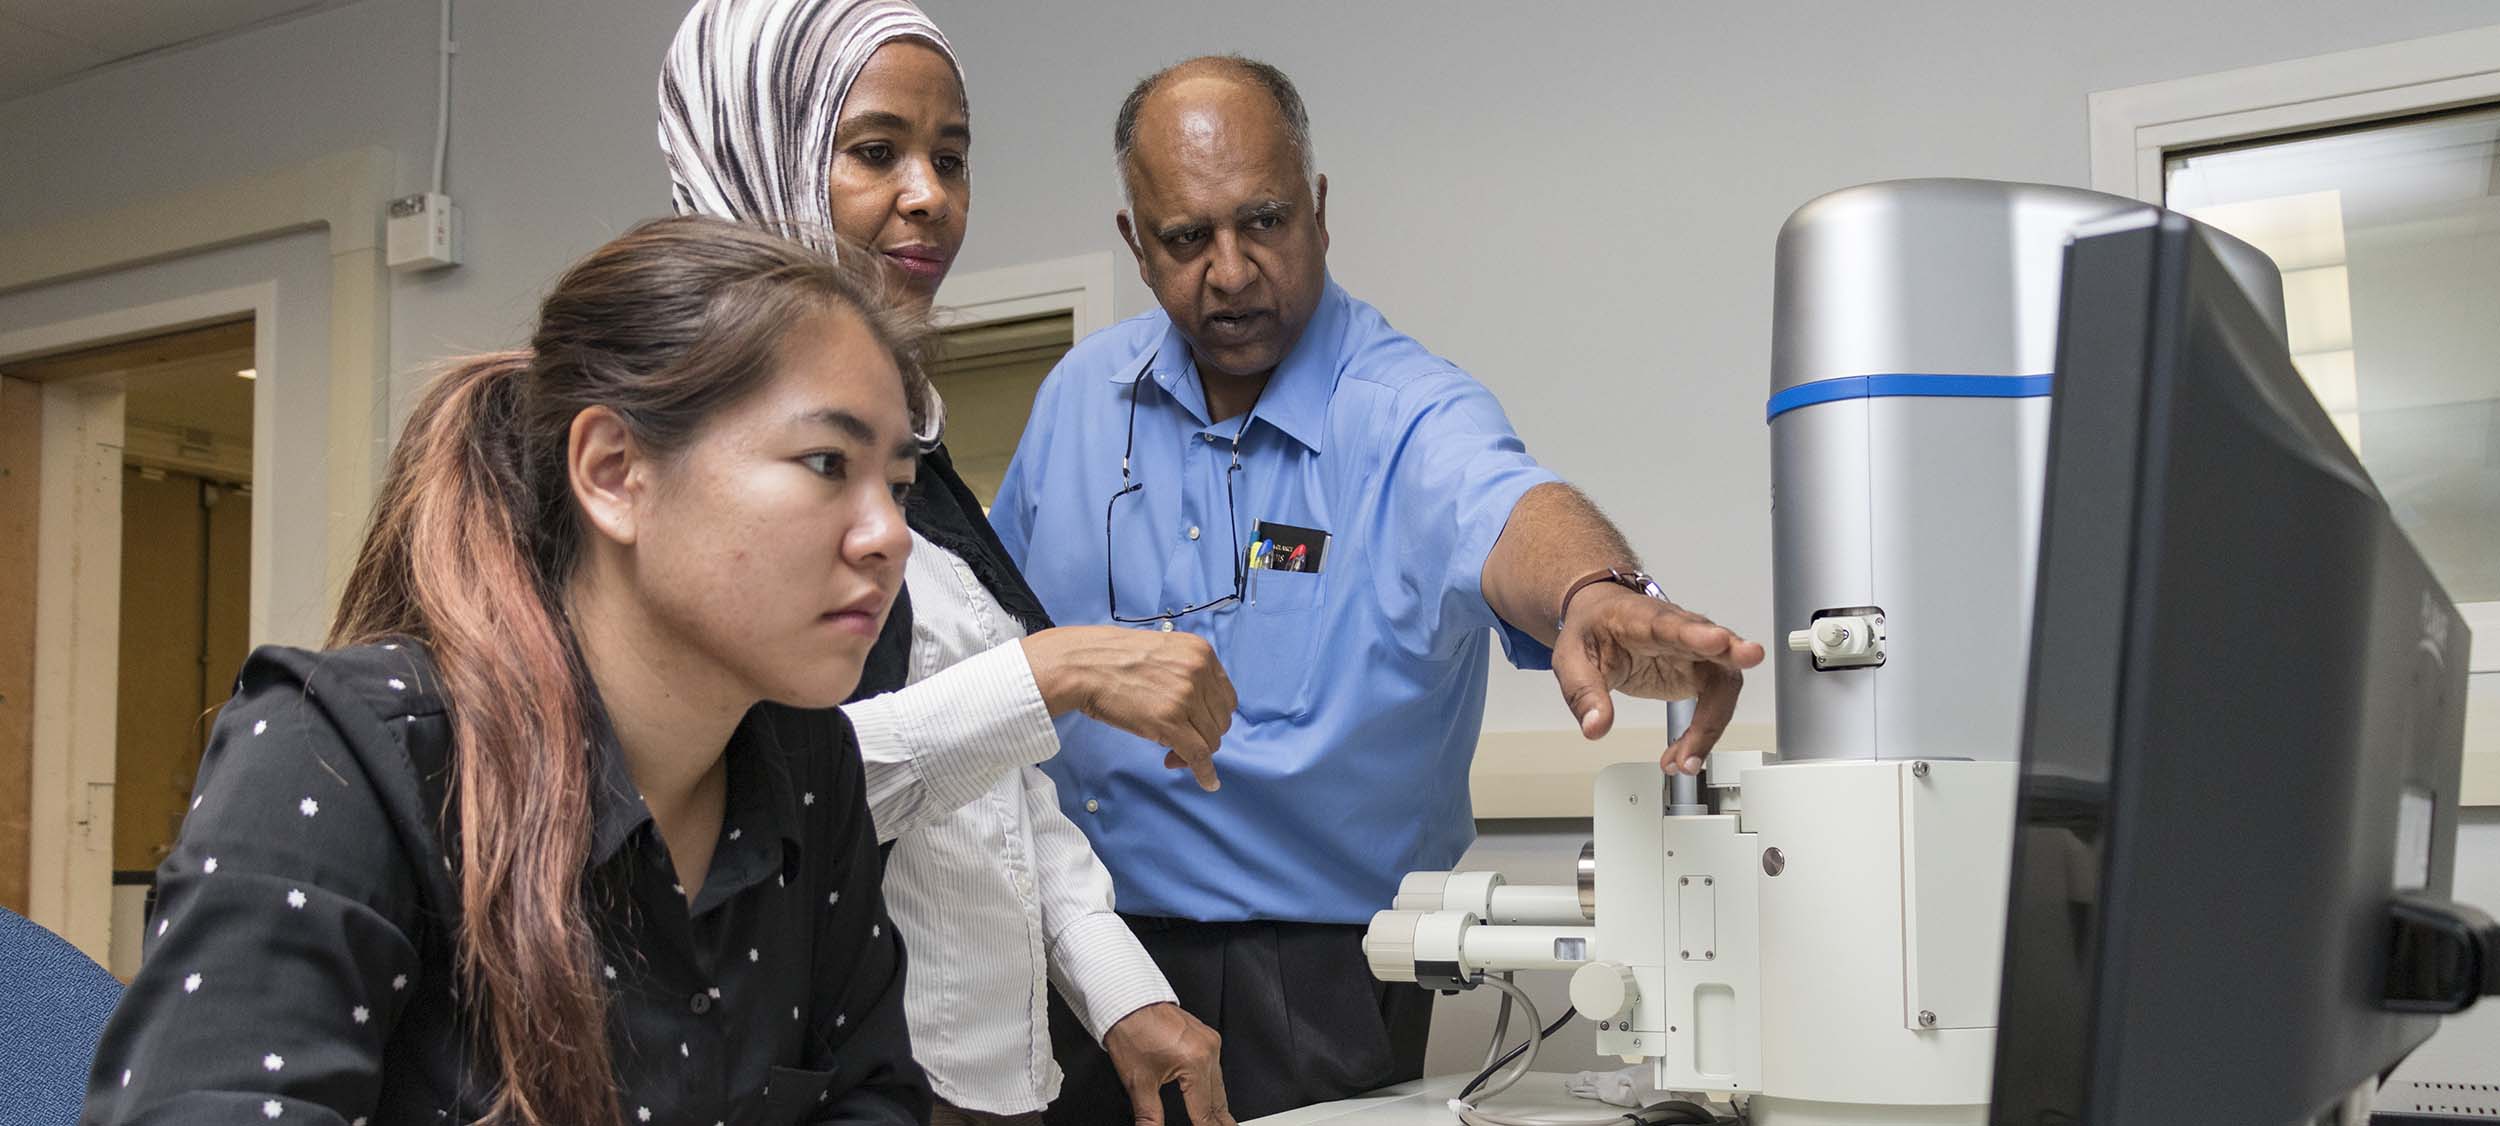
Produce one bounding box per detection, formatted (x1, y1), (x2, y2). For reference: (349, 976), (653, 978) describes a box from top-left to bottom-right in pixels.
(330, 216), (927, 1125)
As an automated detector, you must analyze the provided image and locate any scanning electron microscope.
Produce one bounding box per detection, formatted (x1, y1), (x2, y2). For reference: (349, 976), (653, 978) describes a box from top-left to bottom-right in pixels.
(1358, 179), (2289, 1125)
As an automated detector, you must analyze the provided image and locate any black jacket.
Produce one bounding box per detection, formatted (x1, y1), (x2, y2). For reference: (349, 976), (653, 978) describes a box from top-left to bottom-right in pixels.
(83, 641), (928, 1125)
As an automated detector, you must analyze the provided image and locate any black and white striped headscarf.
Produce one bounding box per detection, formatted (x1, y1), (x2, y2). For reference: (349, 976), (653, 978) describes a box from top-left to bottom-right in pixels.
(657, 0), (961, 442)
(658, 0), (960, 241)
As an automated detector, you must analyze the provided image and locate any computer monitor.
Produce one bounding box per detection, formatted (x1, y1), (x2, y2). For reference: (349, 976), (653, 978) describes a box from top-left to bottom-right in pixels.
(1988, 211), (2488, 1125)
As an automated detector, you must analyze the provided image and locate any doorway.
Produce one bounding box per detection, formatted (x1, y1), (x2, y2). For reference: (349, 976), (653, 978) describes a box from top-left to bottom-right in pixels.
(928, 310), (1074, 508)
(1, 320), (256, 977)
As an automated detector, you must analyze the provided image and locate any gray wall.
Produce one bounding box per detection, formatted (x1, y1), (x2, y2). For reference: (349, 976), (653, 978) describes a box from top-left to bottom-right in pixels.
(6, 0), (2498, 1093)
(7, 1), (2496, 733)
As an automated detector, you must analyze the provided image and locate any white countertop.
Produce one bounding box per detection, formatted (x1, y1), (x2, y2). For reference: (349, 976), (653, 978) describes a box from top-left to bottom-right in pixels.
(1244, 1072), (1615, 1125)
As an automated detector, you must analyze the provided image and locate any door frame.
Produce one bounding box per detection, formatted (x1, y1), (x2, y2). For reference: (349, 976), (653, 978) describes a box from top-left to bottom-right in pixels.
(0, 147), (394, 959)
(2089, 22), (2500, 805)
(1, 286), (276, 964)
(2089, 23), (2500, 203)
(23, 372), (126, 961)
(0, 146), (395, 609)
(932, 250), (1119, 337)
(0, 284), (282, 642)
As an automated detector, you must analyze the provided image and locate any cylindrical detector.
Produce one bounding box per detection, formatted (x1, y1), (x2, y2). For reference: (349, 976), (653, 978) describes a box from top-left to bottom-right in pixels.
(1392, 869), (1592, 924)
(1460, 924), (1598, 973)
(1486, 885), (1590, 926)
(1363, 909), (1597, 981)
(1768, 179), (2283, 762)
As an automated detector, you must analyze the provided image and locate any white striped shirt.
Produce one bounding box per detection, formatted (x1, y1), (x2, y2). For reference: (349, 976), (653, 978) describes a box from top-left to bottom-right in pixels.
(843, 531), (1176, 1114)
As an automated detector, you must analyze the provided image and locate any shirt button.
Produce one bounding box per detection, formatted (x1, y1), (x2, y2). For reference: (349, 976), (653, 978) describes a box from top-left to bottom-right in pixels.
(689, 992), (712, 1015)
(1158, 620), (1175, 632)
(1085, 799), (1101, 813)
(1187, 526), (1201, 540)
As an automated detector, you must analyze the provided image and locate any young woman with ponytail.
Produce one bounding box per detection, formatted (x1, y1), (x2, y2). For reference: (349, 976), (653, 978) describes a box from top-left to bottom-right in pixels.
(84, 215), (936, 1126)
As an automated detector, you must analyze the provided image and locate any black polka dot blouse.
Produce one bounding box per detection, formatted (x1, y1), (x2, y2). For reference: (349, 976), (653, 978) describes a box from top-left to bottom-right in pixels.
(81, 641), (931, 1125)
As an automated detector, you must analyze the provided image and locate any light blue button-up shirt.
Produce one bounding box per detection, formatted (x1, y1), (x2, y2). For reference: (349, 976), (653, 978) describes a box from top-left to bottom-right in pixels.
(990, 278), (1560, 924)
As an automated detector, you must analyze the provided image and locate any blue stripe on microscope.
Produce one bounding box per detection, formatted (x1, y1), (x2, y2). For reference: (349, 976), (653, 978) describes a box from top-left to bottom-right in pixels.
(1765, 373), (2054, 422)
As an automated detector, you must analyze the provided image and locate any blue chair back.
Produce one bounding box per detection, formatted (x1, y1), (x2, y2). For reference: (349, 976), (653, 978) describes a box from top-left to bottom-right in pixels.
(0, 907), (124, 1126)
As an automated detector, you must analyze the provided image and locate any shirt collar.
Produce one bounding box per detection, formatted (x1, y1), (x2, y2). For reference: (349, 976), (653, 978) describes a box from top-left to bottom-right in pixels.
(585, 703), (805, 874)
(1109, 276), (1348, 454)
(586, 716), (648, 866)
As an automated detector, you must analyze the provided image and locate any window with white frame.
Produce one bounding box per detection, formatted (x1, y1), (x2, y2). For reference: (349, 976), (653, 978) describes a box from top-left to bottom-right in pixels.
(2163, 104), (2500, 605)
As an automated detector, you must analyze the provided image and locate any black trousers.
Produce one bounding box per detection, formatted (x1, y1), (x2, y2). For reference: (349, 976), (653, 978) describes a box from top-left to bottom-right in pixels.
(1045, 915), (1435, 1124)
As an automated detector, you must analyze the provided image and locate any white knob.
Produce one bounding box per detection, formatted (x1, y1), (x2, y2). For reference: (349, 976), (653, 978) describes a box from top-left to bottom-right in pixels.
(1364, 910), (1424, 983)
(1394, 871), (1452, 912)
(1789, 613), (1886, 668)
(1570, 960), (1640, 1022)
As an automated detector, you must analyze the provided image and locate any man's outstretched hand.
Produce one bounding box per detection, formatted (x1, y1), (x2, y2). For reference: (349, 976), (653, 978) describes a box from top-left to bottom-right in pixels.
(1550, 584), (1764, 774)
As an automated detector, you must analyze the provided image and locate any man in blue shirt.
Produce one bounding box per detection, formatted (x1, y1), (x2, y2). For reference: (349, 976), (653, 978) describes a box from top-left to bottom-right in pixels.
(991, 55), (1765, 1124)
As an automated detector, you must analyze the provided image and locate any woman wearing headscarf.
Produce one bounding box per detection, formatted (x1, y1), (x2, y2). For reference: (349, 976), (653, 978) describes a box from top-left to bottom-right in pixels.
(659, 5), (1237, 1125)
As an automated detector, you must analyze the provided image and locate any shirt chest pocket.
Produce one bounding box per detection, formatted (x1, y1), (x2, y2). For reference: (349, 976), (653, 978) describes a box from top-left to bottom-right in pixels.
(1224, 570), (1326, 722)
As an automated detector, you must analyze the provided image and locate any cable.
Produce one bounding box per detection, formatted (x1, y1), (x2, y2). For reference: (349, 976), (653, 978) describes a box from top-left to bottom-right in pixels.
(1470, 977), (1543, 1101)
(1448, 976), (1547, 1119)
(1446, 977), (1592, 1125)
(1448, 979), (1734, 1126)
(1459, 988), (1572, 1102)
(1485, 971), (1516, 1070)
(430, 0), (457, 194)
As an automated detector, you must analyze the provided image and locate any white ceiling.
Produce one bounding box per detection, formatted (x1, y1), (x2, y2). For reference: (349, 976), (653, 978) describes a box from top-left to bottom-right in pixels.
(0, 0), (358, 101)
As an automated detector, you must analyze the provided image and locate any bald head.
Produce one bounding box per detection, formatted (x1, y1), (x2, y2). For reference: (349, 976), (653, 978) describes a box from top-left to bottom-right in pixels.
(1108, 55), (1332, 386)
(1114, 55), (1314, 201)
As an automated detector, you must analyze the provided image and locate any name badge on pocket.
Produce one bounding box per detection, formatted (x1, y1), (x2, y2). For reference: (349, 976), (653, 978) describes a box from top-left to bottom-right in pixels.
(1248, 520), (1330, 574)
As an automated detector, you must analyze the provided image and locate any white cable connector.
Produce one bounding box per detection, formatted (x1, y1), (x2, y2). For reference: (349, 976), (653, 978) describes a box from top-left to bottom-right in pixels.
(1785, 612), (1886, 669)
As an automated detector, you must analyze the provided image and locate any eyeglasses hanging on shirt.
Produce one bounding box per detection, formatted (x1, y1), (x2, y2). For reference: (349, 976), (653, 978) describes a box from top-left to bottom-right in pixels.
(1105, 352), (1260, 624)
